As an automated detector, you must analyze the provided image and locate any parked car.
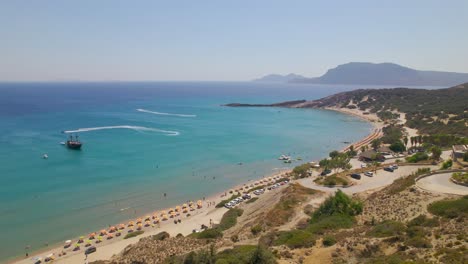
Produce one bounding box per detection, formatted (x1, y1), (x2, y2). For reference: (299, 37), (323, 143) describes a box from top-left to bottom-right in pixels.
(85, 246), (96, 255)
(242, 194), (251, 200)
(361, 163), (367, 168)
(350, 173), (361, 180)
(384, 167), (394, 172)
(321, 169), (332, 176)
(390, 164), (398, 170)
(364, 171), (374, 177)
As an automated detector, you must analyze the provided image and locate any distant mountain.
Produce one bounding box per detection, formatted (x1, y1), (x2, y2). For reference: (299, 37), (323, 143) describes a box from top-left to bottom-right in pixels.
(256, 62), (468, 86)
(253, 73), (305, 83)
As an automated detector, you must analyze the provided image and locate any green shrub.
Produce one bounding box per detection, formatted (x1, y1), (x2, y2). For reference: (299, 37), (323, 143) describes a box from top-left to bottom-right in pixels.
(215, 245), (276, 264)
(251, 224), (263, 235)
(368, 220), (405, 237)
(273, 230), (316, 249)
(153, 231), (170, 240)
(245, 197), (258, 204)
(124, 230), (144, 239)
(192, 228), (223, 239)
(428, 196), (468, 219)
(312, 190), (363, 218)
(389, 141), (406, 152)
(322, 235), (336, 247)
(451, 172), (468, 184)
(408, 215), (439, 227)
(441, 159), (453, 169)
(218, 208), (243, 231)
(307, 214), (355, 235)
(405, 152), (429, 163)
(321, 175), (349, 186)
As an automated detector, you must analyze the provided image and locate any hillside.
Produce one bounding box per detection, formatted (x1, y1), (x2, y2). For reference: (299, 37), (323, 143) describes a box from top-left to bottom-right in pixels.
(228, 83), (468, 137)
(255, 62), (468, 86)
(253, 73), (305, 82)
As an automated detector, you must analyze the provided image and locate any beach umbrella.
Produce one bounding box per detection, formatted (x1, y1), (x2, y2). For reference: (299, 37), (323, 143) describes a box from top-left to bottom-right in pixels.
(175, 206), (181, 212)
(137, 223), (143, 230)
(152, 213), (158, 219)
(189, 201), (194, 205)
(183, 208), (188, 213)
(145, 215), (151, 221)
(109, 226), (116, 233)
(85, 240), (92, 247)
(197, 200), (202, 208)
(89, 232), (96, 239)
(116, 231), (121, 237)
(128, 221), (134, 227)
(182, 203), (188, 208)
(119, 224), (125, 229)
(100, 229), (107, 235)
(74, 243), (80, 249)
(162, 214), (168, 220)
(168, 208), (174, 213)
(136, 218), (142, 224)
(107, 234), (113, 239)
(170, 211), (176, 218)
(160, 210), (166, 216)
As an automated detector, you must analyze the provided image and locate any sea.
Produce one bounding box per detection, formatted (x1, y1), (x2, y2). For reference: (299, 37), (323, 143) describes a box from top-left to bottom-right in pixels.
(0, 81), (376, 261)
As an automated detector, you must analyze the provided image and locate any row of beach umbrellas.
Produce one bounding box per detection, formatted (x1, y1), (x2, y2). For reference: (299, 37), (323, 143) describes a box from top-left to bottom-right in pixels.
(63, 200), (205, 249)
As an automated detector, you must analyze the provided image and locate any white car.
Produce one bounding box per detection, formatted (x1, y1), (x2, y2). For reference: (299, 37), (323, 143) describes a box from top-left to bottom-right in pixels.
(361, 164), (367, 168)
(364, 171), (374, 177)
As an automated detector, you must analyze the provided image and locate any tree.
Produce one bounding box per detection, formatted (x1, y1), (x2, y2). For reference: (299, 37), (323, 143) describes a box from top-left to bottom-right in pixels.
(360, 146), (366, 153)
(410, 137), (415, 147)
(418, 135), (423, 145)
(389, 141), (406, 153)
(464, 152), (468, 162)
(431, 146), (442, 161)
(371, 139), (381, 150)
(329, 150), (340, 159)
(403, 137), (408, 147)
(319, 159), (330, 170)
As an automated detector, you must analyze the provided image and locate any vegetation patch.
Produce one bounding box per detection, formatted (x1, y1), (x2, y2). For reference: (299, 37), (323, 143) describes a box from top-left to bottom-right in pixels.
(322, 235), (337, 247)
(451, 172), (468, 185)
(124, 230), (144, 239)
(405, 152), (429, 163)
(164, 245), (276, 264)
(264, 183), (316, 227)
(152, 231), (170, 241)
(368, 220), (405, 238)
(385, 168), (430, 194)
(218, 208), (244, 231)
(428, 195), (468, 219)
(245, 197), (258, 204)
(191, 228), (223, 239)
(292, 163), (313, 179)
(273, 230), (316, 249)
(316, 174), (350, 186)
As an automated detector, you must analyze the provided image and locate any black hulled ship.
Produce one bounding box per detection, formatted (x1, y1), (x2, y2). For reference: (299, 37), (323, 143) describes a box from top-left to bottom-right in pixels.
(66, 134), (82, 150)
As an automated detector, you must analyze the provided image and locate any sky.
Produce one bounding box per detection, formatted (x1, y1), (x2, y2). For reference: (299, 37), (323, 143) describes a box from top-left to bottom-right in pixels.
(1, 0), (467, 81)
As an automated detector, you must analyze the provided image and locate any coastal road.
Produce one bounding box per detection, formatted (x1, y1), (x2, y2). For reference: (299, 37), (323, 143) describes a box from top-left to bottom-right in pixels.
(298, 165), (438, 195)
(416, 172), (468, 195)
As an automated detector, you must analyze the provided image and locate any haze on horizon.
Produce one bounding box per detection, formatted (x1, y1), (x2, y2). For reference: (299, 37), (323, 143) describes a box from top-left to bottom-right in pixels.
(1, 0), (467, 82)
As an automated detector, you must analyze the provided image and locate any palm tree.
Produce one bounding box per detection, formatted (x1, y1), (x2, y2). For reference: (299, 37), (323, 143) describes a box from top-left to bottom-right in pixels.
(403, 137), (408, 147)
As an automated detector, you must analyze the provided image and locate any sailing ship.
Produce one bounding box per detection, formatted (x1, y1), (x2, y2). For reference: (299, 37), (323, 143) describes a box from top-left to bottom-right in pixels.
(66, 134), (82, 150)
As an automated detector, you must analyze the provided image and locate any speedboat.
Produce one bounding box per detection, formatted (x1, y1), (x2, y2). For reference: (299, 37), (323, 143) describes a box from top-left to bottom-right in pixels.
(42, 154), (48, 159)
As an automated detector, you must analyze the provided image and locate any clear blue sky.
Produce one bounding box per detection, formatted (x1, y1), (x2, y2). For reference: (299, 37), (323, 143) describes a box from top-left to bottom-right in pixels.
(1, 0), (467, 81)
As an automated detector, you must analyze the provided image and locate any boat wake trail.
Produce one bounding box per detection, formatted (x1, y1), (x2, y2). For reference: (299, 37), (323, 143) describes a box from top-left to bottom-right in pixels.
(136, 108), (196, 118)
(63, 125), (180, 136)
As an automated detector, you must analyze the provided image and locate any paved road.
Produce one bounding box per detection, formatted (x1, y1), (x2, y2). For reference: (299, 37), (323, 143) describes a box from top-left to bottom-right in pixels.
(298, 165), (438, 195)
(416, 172), (468, 195)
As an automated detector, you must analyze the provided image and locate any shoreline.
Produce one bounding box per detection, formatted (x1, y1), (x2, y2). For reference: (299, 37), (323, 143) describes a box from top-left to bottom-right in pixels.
(11, 107), (378, 264)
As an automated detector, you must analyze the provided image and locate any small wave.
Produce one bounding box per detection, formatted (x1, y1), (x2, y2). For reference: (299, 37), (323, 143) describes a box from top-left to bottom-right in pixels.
(136, 108), (196, 118)
(63, 125), (180, 136)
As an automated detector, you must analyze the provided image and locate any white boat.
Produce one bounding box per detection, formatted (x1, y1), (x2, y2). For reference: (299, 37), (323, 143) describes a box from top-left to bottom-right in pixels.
(278, 155), (291, 160)
(42, 154), (48, 159)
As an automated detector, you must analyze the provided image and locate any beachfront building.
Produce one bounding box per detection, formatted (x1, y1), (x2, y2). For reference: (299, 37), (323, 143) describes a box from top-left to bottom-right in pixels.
(359, 150), (385, 162)
(452, 145), (468, 161)
(377, 146), (392, 155)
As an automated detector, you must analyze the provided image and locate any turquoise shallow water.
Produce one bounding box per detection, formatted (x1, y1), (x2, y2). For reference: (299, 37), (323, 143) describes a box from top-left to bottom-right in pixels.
(0, 82), (372, 261)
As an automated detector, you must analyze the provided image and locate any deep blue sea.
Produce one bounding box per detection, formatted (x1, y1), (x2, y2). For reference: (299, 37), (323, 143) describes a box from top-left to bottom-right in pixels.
(0, 81), (377, 261)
